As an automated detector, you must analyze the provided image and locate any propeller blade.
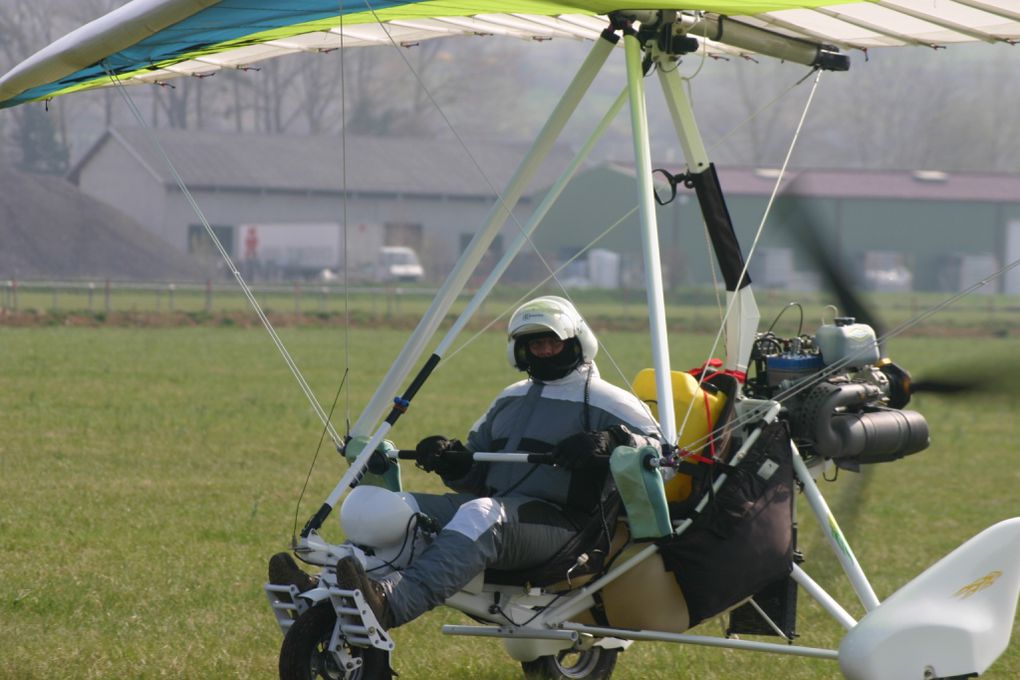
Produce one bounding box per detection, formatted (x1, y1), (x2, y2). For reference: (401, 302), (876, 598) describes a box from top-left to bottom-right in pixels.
(908, 378), (979, 395)
(908, 357), (1020, 399)
(771, 181), (1017, 403)
(773, 182), (887, 344)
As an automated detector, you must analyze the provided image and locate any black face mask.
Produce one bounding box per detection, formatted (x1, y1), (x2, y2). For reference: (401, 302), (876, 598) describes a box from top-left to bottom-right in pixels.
(518, 337), (583, 382)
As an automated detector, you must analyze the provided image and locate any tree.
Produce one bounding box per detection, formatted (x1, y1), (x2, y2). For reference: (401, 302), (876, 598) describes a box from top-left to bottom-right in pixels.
(15, 105), (68, 174)
(0, 0), (125, 168)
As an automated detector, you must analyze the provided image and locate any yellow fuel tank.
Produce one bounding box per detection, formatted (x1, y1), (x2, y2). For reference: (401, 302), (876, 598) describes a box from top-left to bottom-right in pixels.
(631, 369), (727, 502)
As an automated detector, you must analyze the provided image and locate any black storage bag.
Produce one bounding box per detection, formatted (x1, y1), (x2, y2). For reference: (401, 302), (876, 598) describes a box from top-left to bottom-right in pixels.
(657, 421), (795, 626)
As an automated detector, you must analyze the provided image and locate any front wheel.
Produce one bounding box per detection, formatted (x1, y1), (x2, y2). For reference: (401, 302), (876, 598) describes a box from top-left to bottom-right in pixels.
(521, 647), (619, 680)
(279, 602), (392, 680)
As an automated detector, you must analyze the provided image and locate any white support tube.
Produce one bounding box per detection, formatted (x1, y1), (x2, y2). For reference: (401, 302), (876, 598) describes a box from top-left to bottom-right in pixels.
(561, 623), (839, 661)
(305, 34), (618, 529)
(349, 33), (617, 440)
(471, 452), (535, 463)
(746, 598), (791, 639)
(657, 65), (760, 374)
(656, 64), (710, 174)
(434, 86), (629, 357)
(792, 445), (880, 612)
(791, 563), (857, 631)
(441, 626), (578, 642)
(623, 33), (677, 445)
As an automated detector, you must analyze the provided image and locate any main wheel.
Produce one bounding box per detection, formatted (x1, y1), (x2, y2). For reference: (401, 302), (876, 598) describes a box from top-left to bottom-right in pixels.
(520, 647), (619, 680)
(279, 602), (393, 680)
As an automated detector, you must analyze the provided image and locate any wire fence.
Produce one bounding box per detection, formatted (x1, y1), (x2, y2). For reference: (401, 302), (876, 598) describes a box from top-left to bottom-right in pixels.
(2, 278), (1019, 334)
(0, 278), (441, 318)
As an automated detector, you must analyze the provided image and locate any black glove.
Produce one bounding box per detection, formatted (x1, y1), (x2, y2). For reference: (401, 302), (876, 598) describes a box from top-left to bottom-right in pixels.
(366, 450), (391, 475)
(415, 435), (473, 478)
(551, 425), (635, 470)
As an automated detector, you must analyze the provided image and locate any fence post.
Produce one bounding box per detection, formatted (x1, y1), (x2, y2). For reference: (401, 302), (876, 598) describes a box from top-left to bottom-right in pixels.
(88, 282), (95, 311)
(294, 281), (301, 315)
(205, 279), (212, 313)
(168, 283), (176, 312)
(3, 279), (13, 311)
(104, 279), (111, 314)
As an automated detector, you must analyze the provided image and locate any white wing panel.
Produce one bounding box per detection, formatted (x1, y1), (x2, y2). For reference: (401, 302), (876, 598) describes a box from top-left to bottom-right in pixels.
(5, 1), (1020, 108)
(762, 1), (1020, 47)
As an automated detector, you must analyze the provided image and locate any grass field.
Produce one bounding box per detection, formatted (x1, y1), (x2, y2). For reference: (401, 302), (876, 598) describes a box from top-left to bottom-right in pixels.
(1, 322), (1018, 679)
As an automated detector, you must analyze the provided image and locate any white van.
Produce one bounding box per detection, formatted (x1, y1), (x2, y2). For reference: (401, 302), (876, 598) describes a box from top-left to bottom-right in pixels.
(377, 246), (424, 283)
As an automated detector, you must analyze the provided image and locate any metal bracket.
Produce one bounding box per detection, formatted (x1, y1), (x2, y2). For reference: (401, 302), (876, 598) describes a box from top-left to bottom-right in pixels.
(330, 587), (396, 652)
(264, 583), (310, 633)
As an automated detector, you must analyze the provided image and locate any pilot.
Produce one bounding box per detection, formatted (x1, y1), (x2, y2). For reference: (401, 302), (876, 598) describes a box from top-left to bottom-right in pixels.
(271, 295), (662, 630)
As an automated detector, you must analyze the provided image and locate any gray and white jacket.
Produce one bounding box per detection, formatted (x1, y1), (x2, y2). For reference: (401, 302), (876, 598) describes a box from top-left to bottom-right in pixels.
(447, 363), (661, 511)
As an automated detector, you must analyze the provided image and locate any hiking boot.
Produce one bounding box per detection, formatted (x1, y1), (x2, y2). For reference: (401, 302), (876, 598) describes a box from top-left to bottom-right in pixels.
(335, 556), (394, 629)
(268, 552), (318, 593)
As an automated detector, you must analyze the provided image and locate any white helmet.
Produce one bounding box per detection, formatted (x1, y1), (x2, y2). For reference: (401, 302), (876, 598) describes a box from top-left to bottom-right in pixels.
(506, 296), (598, 377)
(340, 485), (417, 550)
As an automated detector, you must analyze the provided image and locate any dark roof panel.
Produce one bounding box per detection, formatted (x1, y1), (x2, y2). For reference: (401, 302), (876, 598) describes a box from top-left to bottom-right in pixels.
(608, 163), (1020, 203)
(76, 127), (576, 199)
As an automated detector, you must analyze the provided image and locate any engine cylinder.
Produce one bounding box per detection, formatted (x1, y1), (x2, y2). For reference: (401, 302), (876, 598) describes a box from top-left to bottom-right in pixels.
(789, 380), (930, 465)
(829, 409), (930, 464)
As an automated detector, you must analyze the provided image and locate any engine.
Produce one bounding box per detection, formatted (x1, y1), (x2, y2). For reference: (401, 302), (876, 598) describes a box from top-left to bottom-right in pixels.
(745, 315), (929, 471)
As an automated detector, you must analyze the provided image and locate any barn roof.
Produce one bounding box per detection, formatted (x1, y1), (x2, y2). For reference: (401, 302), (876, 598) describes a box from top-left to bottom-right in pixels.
(605, 162), (1020, 204)
(70, 127), (576, 200)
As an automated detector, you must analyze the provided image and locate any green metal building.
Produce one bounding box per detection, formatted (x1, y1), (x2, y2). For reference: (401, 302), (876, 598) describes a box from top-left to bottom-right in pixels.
(534, 164), (1020, 293)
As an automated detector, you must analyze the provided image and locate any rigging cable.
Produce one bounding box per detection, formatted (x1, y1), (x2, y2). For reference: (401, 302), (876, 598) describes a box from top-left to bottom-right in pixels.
(361, 0), (597, 331)
(340, 1), (353, 434)
(293, 0), (356, 542)
(442, 65), (824, 409)
(102, 63), (344, 453)
(675, 68), (825, 447)
(441, 205), (637, 360)
(360, 4), (828, 436)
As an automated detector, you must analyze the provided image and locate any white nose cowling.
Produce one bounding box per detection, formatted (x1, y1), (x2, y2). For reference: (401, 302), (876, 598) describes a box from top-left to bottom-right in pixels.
(340, 485), (417, 550)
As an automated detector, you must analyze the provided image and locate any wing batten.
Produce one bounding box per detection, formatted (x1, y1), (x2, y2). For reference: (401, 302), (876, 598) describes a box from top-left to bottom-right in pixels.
(752, 13), (859, 51)
(3, 0), (1020, 110)
(874, 0), (1006, 43)
(953, 0), (1020, 24)
(811, 6), (937, 47)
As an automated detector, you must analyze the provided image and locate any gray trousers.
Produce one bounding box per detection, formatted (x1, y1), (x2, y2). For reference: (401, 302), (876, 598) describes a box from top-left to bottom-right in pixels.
(380, 492), (579, 627)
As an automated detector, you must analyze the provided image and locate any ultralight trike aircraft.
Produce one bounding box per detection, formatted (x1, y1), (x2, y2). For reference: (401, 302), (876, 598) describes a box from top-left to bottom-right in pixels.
(2, 2), (1019, 679)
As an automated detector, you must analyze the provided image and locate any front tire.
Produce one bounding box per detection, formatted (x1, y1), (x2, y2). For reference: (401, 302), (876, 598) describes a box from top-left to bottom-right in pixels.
(521, 647), (619, 680)
(279, 602), (392, 680)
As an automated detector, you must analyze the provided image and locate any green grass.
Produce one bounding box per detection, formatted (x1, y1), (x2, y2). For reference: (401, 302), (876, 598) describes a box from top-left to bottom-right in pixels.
(0, 325), (1018, 679)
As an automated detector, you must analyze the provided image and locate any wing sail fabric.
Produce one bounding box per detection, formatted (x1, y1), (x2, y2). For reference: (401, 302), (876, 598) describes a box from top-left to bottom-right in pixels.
(2, 0), (1019, 109)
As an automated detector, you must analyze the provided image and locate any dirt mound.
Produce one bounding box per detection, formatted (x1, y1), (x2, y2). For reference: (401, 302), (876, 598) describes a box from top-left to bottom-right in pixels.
(0, 164), (214, 281)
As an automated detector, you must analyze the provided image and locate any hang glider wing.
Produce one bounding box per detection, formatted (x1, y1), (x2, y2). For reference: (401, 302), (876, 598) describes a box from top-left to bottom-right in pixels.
(1, 0), (1019, 110)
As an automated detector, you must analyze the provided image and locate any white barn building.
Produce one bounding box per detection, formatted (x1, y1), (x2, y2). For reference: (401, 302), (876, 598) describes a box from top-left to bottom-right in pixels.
(69, 127), (575, 280)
